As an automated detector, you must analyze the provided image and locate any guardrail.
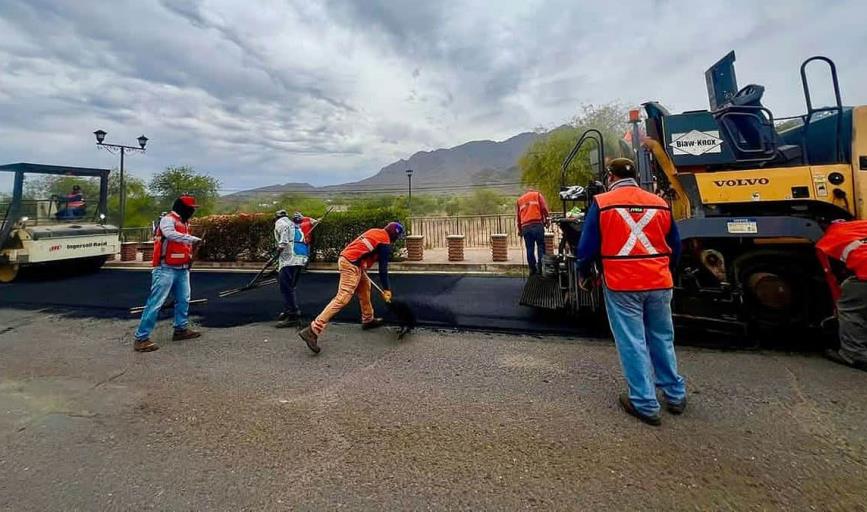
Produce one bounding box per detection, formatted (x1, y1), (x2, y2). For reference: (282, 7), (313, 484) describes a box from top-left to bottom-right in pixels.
(409, 214), (522, 249)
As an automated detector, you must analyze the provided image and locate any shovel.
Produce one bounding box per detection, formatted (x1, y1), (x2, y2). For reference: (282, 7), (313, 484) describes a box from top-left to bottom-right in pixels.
(129, 298), (207, 315)
(364, 271), (416, 338)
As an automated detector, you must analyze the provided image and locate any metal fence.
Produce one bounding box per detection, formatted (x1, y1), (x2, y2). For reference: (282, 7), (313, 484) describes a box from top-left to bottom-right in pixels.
(409, 214), (522, 249)
(120, 227), (152, 242)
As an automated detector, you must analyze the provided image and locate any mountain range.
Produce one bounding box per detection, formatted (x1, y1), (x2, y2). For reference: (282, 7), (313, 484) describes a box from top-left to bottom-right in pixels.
(227, 131), (540, 200)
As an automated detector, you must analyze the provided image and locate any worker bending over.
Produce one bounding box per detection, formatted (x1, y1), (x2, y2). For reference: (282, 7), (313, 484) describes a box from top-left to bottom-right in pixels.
(132, 195), (202, 352)
(817, 219), (867, 371)
(516, 188), (549, 274)
(577, 158), (686, 426)
(299, 221), (404, 354)
(273, 210), (319, 328)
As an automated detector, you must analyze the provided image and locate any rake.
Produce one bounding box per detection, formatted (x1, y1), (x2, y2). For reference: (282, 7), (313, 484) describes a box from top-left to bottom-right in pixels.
(129, 298), (208, 315)
(364, 271), (416, 339)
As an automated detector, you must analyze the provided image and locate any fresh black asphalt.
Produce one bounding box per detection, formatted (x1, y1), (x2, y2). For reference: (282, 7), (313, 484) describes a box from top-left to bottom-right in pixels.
(0, 268), (587, 335)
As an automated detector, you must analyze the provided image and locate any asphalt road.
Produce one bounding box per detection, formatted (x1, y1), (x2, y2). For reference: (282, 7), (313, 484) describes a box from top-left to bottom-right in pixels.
(0, 267), (583, 334)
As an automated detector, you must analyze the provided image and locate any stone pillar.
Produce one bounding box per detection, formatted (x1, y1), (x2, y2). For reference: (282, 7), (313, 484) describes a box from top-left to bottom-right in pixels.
(491, 233), (508, 262)
(406, 235), (424, 261)
(544, 231), (555, 255)
(120, 241), (138, 262)
(447, 235), (465, 262)
(139, 241), (155, 262)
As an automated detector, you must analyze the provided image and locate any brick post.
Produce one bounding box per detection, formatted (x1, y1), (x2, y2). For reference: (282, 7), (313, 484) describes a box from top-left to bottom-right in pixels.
(139, 241), (155, 262)
(491, 233), (508, 262)
(120, 242), (138, 261)
(544, 231), (555, 255)
(447, 235), (465, 262)
(406, 235), (424, 261)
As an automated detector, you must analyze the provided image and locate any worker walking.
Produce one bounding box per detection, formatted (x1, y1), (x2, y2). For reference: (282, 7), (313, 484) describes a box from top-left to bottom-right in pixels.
(273, 210), (319, 328)
(516, 188), (549, 274)
(817, 220), (867, 371)
(132, 195), (203, 352)
(298, 222), (405, 354)
(577, 158), (686, 426)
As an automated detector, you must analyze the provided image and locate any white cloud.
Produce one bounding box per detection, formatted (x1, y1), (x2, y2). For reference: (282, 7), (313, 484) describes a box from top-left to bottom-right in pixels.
(0, 0), (865, 192)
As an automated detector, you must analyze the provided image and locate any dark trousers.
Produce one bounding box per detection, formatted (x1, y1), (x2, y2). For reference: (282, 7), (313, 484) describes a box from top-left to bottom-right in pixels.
(522, 223), (545, 273)
(279, 266), (302, 315)
(838, 277), (867, 365)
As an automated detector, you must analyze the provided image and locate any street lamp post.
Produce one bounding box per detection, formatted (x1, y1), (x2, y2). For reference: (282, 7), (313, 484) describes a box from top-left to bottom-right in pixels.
(93, 130), (148, 232)
(406, 168), (414, 214)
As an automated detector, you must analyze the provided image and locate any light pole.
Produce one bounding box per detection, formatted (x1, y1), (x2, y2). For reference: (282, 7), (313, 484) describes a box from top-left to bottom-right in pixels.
(93, 130), (148, 231)
(406, 168), (413, 214)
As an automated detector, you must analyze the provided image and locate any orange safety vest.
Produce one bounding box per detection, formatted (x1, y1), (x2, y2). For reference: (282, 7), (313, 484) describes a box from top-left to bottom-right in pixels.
(595, 185), (674, 291)
(152, 212), (193, 267)
(340, 228), (391, 269)
(517, 191), (545, 227)
(816, 220), (867, 280)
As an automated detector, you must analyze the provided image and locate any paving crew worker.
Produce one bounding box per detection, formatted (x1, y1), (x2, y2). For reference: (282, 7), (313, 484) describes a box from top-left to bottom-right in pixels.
(577, 158), (686, 426)
(298, 221), (405, 353)
(817, 219), (867, 371)
(57, 184), (86, 219)
(516, 187), (549, 274)
(273, 210), (319, 328)
(132, 195), (203, 352)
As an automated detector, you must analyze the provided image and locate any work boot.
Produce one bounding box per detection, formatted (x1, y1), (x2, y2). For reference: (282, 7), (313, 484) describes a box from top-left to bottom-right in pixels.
(825, 349), (867, 372)
(298, 326), (320, 354)
(133, 339), (159, 352)
(276, 315), (300, 329)
(663, 396), (687, 415)
(361, 318), (385, 330)
(172, 328), (201, 341)
(618, 393), (661, 426)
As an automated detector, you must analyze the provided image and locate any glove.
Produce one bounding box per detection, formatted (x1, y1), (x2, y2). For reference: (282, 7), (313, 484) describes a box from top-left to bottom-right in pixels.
(382, 290), (393, 303)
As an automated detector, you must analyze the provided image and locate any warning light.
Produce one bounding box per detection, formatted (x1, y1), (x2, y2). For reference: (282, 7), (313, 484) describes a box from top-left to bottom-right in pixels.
(628, 109), (641, 122)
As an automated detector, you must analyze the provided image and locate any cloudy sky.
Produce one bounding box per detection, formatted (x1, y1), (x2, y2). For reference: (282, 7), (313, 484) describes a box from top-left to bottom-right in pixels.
(0, 0), (865, 193)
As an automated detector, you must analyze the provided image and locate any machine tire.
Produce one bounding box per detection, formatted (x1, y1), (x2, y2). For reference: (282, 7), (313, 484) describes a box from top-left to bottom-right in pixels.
(0, 262), (19, 283)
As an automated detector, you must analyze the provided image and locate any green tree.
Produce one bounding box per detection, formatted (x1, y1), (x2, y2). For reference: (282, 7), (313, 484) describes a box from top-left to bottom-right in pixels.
(458, 189), (510, 215)
(107, 173), (159, 227)
(519, 103), (630, 211)
(149, 165), (221, 216)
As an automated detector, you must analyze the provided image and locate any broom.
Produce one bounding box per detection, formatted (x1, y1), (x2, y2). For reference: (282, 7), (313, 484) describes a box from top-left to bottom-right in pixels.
(364, 271), (416, 338)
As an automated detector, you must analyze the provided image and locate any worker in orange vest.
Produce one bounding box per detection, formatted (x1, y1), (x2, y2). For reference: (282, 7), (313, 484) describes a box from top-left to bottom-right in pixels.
(516, 188), (549, 274)
(133, 195), (203, 352)
(577, 158), (685, 426)
(298, 221), (405, 354)
(816, 219), (867, 371)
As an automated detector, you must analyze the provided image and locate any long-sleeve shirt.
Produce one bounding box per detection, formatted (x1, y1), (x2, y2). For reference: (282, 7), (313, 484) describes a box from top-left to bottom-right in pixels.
(577, 190), (681, 278)
(374, 244), (391, 290)
(160, 215), (200, 245)
(274, 217), (309, 269)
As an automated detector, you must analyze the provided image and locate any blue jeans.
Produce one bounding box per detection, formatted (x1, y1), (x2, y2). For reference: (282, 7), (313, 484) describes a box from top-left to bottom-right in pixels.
(603, 287), (686, 416)
(522, 223), (545, 273)
(278, 266), (302, 315)
(134, 266), (191, 341)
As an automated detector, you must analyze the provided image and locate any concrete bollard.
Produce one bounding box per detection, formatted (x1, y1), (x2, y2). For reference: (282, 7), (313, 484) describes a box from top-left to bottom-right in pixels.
(139, 241), (155, 262)
(491, 233), (508, 262)
(447, 234), (465, 262)
(406, 235), (425, 261)
(120, 241), (139, 262)
(544, 231), (555, 255)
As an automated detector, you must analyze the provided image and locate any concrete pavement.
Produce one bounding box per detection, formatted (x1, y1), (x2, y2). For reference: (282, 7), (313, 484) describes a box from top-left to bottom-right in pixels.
(1, 308), (865, 510)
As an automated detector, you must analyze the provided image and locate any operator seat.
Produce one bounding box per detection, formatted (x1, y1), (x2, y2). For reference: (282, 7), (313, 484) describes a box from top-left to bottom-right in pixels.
(715, 84), (802, 166)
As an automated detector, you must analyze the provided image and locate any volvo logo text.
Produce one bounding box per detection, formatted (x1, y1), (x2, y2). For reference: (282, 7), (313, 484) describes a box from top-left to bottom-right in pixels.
(713, 178), (770, 187)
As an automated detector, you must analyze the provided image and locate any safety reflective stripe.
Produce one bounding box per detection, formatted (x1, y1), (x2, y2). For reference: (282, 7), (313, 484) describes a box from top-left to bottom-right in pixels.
(359, 237), (375, 252)
(519, 201), (539, 210)
(614, 208), (658, 256)
(841, 239), (866, 263)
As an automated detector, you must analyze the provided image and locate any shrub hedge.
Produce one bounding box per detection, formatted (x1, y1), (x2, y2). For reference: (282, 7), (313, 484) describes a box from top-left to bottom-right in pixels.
(191, 208), (406, 262)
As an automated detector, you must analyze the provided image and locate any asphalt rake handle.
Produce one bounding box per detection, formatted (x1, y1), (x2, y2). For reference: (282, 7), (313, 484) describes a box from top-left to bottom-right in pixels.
(364, 270), (417, 336)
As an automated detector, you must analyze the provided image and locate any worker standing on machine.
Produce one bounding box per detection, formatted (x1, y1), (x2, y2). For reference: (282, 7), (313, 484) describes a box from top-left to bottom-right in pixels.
(817, 219), (867, 371)
(132, 195), (203, 352)
(298, 222), (404, 354)
(516, 188), (549, 274)
(273, 210), (318, 328)
(577, 158), (686, 426)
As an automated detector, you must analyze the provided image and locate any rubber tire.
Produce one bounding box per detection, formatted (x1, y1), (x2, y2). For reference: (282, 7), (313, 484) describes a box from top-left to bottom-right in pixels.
(0, 263), (20, 283)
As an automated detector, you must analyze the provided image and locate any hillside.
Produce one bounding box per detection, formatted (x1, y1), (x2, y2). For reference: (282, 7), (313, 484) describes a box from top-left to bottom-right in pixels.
(225, 132), (539, 199)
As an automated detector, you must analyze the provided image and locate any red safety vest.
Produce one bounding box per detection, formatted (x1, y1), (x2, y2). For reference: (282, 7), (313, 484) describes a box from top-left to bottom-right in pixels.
(595, 185), (674, 291)
(517, 191), (545, 227)
(340, 228), (391, 269)
(299, 217), (315, 243)
(816, 220), (867, 280)
(152, 212), (193, 267)
(66, 193), (85, 209)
